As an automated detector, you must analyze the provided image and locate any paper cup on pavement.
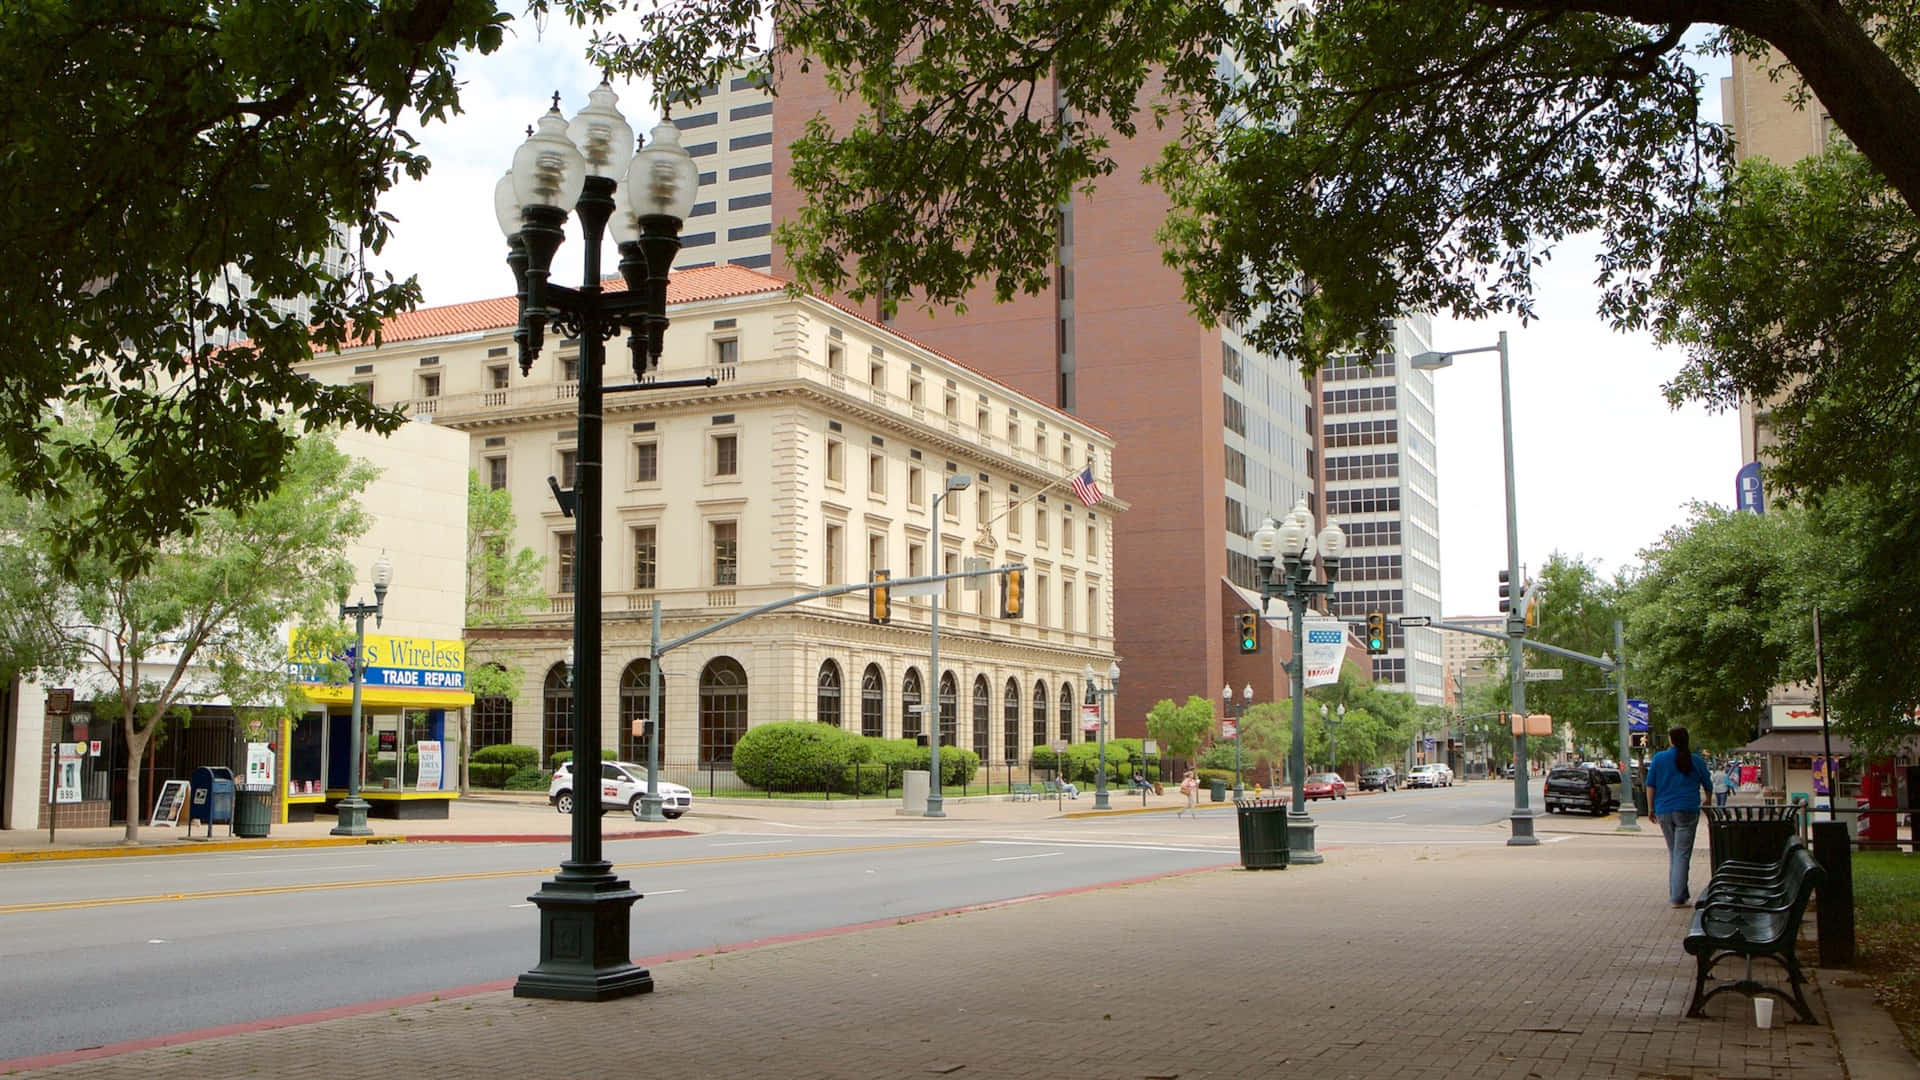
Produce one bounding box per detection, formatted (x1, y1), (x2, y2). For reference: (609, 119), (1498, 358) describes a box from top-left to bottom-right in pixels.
(1754, 997), (1774, 1028)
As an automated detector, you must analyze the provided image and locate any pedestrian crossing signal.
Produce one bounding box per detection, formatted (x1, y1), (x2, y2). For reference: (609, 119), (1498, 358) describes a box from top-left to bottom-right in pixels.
(869, 570), (891, 624)
(1237, 612), (1259, 653)
(1366, 612), (1386, 654)
(1000, 568), (1024, 619)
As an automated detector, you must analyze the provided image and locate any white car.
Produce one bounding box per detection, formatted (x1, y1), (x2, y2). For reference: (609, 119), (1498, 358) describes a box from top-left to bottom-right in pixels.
(1405, 764), (1454, 789)
(549, 760), (692, 819)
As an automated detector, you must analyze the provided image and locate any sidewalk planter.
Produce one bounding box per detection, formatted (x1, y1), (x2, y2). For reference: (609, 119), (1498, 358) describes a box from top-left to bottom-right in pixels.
(1234, 797), (1289, 870)
(232, 788), (274, 838)
(1703, 804), (1802, 871)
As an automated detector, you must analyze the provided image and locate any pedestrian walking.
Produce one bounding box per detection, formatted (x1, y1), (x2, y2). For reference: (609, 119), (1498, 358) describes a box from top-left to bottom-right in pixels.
(1178, 770), (1199, 817)
(1645, 725), (1714, 908)
(1715, 762), (1737, 807)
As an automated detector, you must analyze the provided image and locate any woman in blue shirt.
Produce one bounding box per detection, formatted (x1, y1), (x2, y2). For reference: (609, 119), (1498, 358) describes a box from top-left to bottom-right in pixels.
(1645, 725), (1714, 907)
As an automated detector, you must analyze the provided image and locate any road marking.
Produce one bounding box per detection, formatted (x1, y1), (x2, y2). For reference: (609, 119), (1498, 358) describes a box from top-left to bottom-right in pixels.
(209, 863), (376, 877)
(1387, 814), (1407, 821)
(708, 839), (789, 848)
(0, 838), (971, 915)
(508, 902), (534, 908)
(645, 889), (688, 896)
(991, 852), (1063, 862)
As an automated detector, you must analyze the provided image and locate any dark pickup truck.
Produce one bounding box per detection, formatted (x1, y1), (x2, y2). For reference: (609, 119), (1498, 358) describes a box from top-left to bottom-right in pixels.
(1543, 765), (1623, 816)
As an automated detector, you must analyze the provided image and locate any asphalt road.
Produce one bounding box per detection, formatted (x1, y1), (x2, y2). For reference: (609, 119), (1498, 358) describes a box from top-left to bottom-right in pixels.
(0, 781), (1533, 1063)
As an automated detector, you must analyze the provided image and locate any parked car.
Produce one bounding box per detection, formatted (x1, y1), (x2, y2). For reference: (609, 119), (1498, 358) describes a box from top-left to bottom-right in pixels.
(550, 760), (692, 819)
(1358, 766), (1398, 792)
(1543, 764), (1617, 816)
(1406, 764), (1452, 788)
(1302, 772), (1348, 801)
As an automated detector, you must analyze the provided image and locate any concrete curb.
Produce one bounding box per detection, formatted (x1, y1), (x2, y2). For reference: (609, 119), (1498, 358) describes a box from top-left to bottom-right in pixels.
(0, 828), (697, 863)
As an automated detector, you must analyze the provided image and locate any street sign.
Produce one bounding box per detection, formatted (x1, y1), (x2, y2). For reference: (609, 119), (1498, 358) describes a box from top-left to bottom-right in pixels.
(962, 555), (992, 591)
(1523, 668), (1564, 682)
(1397, 616), (1432, 627)
(1627, 698), (1650, 732)
(892, 580), (943, 598)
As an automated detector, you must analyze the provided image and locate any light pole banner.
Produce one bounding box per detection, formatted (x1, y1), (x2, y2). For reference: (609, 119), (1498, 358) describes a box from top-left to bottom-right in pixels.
(1303, 618), (1347, 689)
(1736, 462), (1765, 514)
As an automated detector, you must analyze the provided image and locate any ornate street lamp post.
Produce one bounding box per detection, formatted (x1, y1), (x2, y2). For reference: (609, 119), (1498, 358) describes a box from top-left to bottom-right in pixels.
(1081, 661), (1120, 810)
(925, 474), (973, 818)
(495, 82), (700, 1002)
(1322, 701), (1345, 779)
(1253, 499), (1346, 865)
(331, 553), (393, 838)
(1222, 683), (1251, 798)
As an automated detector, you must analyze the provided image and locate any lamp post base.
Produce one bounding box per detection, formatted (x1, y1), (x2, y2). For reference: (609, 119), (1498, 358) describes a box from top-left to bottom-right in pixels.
(1616, 806), (1642, 833)
(1093, 788), (1110, 811)
(1286, 810), (1323, 865)
(514, 873), (652, 1002)
(635, 793), (668, 823)
(1507, 810), (1540, 846)
(330, 797), (373, 837)
(924, 792), (947, 819)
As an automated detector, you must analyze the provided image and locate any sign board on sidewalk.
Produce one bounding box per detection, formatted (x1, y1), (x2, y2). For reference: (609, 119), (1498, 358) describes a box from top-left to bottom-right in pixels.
(416, 740), (443, 791)
(51, 744), (83, 804)
(150, 779), (190, 828)
(1523, 668), (1564, 682)
(244, 742), (275, 788)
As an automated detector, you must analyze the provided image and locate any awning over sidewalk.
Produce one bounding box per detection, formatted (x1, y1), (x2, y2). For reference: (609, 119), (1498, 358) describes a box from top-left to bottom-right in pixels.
(1741, 730), (1920, 756)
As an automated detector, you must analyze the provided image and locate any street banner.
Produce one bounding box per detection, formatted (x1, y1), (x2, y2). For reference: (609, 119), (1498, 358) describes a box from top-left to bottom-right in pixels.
(1080, 704), (1101, 733)
(1736, 462), (1765, 514)
(1303, 618), (1346, 689)
(1627, 698), (1650, 732)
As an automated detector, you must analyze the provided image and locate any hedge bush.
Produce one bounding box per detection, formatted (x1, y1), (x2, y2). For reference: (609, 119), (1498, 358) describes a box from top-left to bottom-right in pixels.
(504, 764), (550, 790)
(733, 722), (873, 791)
(550, 748), (616, 770)
(474, 744), (539, 769)
(468, 762), (518, 788)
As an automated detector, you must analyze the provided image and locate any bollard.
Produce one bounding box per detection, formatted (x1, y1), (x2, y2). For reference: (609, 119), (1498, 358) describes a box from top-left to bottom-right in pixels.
(1812, 820), (1854, 968)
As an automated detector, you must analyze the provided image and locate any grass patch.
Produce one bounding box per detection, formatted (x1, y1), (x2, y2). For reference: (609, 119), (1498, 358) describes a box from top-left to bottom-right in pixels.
(1852, 852), (1920, 1056)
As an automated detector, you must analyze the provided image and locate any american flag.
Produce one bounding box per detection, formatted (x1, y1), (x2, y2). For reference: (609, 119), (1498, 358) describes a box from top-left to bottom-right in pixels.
(1069, 466), (1103, 507)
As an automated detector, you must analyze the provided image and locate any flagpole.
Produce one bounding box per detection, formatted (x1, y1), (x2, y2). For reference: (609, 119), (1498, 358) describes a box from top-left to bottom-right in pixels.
(976, 462), (1099, 543)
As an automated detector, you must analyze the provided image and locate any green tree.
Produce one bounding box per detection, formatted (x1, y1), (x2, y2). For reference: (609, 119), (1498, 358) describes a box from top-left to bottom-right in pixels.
(1145, 695), (1216, 765)
(1516, 553), (1624, 754)
(0, 2), (506, 564)
(0, 423), (376, 841)
(460, 471), (545, 788)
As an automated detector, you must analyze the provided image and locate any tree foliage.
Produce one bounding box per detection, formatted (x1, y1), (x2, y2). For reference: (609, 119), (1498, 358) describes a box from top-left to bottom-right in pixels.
(0, 1), (507, 565)
(0, 424), (377, 841)
(1145, 694), (1216, 762)
(464, 471), (546, 700)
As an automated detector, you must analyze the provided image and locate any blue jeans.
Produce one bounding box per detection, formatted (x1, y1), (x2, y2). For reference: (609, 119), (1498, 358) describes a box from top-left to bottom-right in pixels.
(1657, 810), (1701, 904)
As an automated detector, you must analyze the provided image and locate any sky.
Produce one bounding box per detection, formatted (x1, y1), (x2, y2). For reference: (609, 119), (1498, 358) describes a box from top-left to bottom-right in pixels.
(371, 20), (1743, 618)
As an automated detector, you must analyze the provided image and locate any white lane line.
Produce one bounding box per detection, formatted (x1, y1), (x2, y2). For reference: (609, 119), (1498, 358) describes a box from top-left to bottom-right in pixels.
(1387, 814), (1407, 821)
(644, 889), (688, 896)
(991, 852), (1064, 862)
(708, 839), (791, 848)
(208, 863), (377, 876)
(509, 902), (535, 908)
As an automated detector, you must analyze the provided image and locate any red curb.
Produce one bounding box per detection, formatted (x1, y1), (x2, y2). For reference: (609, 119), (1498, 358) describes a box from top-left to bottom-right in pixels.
(1, 860), (1238, 1072)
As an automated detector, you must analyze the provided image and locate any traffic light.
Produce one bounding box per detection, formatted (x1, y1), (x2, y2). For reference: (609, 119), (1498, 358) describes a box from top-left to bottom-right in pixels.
(1497, 569), (1511, 613)
(1366, 611), (1386, 655)
(1000, 567), (1024, 619)
(1236, 612), (1259, 653)
(868, 569), (891, 624)
(1523, 580), (1544, 627)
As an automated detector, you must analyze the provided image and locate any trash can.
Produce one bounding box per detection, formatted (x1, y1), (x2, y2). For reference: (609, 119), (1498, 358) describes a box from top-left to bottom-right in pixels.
(233, 786), (273, 838)
(1209, 779), (1227, 802)
(188, 766), (235, 837)
(1235, 797), (1290, 869)
(1704, 803), (1802, 870)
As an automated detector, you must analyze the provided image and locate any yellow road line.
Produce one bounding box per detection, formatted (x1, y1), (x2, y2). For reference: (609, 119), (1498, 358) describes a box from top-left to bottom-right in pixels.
(0, 839), (971, 915)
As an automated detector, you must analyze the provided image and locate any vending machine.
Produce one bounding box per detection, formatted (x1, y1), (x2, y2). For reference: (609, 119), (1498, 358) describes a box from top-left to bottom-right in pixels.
(1858, 760), (1899, 848)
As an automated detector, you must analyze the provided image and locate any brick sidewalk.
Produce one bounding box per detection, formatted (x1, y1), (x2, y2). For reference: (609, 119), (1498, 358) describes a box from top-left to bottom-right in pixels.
(4, 829), (1873, 1079)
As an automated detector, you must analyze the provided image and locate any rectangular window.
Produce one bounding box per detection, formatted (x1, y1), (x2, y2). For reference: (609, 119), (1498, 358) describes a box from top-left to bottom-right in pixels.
(558, 448), (577, 491)
(1037, 572), (1050, 626)
(976, 488), (990, 526)
(486, 456), (507, 491)
(1007, 500), (1022, 540)
(908, 465), (924, 507)
(825, 523), (844, 586)
(352, 380), (373, 399)
(826, 437), (844, 484)
(419, 372), (441, 398)
(729, 162), (773, 181)
(943, 552), (960, 609)
(557, 532), (576, 594)
(868, 452), (885, 496)
(1085, 520), (1096, 558)
(715, 338), (739, 367)
(944, 394), (958, 420)
(868, 532), (886, 577)
(730, 131), (773, 151)
(1035, 430), (1047, 459)
(870, 361), (885, 389)
(727, 223), (771, 241)
(976, 407), (990, 434)
(561, 354), (579, 382)
(1061, 581), (1075, 632)
(632, 526), (657, 590)
(634, 441), (658, 483)
(908, 379), (924, 407)
(944, 483), (961, 522)
(714, 432), (739, 477)
(1035, 505), (1049, 546)
(713, 521), (738, 585)
(1086, 585), (1099, 633)
(827, 343), (845, 373)
(489, 365), (510, 390)
(1062, 511), (1073, 554)
(907, 542), (924, 582)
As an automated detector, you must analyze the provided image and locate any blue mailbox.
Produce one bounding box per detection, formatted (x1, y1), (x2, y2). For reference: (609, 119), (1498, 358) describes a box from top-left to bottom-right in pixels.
(189, 766), (235, 836)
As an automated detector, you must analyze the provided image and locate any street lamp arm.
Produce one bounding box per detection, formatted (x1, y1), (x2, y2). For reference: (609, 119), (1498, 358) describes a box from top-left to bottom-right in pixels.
(1423, 620), (1619, 672)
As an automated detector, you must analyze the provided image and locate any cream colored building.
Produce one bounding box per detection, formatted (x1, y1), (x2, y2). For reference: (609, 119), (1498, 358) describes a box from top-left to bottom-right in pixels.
(301, 265), (1123, 778)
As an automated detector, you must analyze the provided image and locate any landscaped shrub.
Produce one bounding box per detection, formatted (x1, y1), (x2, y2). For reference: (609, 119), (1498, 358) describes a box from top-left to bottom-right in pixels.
(1197, 767), (1236, 786)
(549, 748), (616, 770)
(468, 762), (518, 788)
(841, 761), (889, 795)
(474, 744), (539, 770)
(1029, 746), (1058, 772)
(938, 744), (980, 786)
(870, 738), (931, 787)
(734, 722), (873, 790)
(504, 764), (549, 790)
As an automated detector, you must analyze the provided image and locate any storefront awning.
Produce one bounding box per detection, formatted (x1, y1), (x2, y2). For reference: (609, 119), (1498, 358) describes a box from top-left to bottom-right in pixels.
(1742, 730), (1920, 756)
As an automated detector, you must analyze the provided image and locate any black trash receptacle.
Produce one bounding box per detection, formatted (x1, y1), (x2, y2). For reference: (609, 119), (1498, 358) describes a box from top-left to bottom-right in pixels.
(233, 786), (273, 838)
(1235, 797), (1290, 869)
(1704, 804), (1802, 870)
(1209, 779), (1227, 802)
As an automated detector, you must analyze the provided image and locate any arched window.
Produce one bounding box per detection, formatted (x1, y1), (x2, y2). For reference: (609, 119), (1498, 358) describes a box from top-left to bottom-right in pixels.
(901, 668), (924, 740)
(938, 671), (958, 749)
(817, 660), (843, 727)
(861, 664), (885, 738)
(698, 657), (749, 766)
(541, 663), (572, 768)
(1059, 681), (1074, 742)
(1003, 678), (1021, 765)
(972, 675), (991, 762)
(618, 659), (659, 763)
(471, 663), (513, 751)
(1031, 680), (1048, 753)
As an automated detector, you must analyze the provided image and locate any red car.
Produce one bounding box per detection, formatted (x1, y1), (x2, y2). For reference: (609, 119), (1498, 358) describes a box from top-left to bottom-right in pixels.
(1303, 772), (1348, 801)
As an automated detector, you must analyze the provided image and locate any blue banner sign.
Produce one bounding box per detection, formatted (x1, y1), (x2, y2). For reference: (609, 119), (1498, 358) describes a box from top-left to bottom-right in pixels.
(1627, 698), (1650, 732)
(1736, 462), (1765, 514)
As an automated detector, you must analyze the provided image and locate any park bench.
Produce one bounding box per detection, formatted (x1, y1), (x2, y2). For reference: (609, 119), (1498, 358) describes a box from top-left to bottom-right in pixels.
(1009, 782), (1036, 802)
(1683, 843), (1825, 1024)
(1041, 778), (1077, 799)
